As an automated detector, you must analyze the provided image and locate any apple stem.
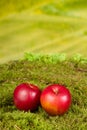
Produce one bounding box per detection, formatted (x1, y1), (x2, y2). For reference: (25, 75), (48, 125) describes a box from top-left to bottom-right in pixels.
(29, 84), (33, 88)
(53, 88), (59, 95)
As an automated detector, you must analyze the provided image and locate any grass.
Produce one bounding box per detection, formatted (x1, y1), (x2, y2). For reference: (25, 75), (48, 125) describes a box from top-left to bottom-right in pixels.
(0, 54), (87, 130)
(0, 0), (87, 63)
(0, 0), (50, 17)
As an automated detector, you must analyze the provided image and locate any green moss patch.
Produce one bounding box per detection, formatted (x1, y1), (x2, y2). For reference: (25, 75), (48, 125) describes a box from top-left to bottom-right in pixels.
(0, 55), (87, 130)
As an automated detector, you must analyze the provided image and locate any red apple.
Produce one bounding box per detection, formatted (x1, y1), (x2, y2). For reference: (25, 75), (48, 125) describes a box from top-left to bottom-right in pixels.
(40, 84), (72, 116)
(13, 83), (41, 111)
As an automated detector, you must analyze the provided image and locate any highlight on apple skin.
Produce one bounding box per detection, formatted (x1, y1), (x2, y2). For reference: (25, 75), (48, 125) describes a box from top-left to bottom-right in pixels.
(40, 84), (72, 116)
(13, 83), (41, 111)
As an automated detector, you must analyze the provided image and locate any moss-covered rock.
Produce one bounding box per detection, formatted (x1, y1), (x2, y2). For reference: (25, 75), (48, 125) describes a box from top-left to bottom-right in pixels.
(0, 57), (87, 130)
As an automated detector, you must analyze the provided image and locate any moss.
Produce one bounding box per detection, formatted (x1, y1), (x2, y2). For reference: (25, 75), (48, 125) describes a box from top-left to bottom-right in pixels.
(0, 57), (87, 130)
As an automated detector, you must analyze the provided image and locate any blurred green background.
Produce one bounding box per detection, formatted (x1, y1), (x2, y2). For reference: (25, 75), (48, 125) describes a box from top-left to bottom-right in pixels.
(0, 0), (87, 63)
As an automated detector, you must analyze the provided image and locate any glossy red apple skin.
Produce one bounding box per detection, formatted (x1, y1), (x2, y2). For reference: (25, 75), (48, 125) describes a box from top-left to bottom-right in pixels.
(13, 83), (41, 111)
(40, 84), (72, 116)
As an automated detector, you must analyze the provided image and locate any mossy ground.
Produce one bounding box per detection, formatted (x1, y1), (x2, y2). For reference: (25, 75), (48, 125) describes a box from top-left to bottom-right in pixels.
(0, 58), (87, 130)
